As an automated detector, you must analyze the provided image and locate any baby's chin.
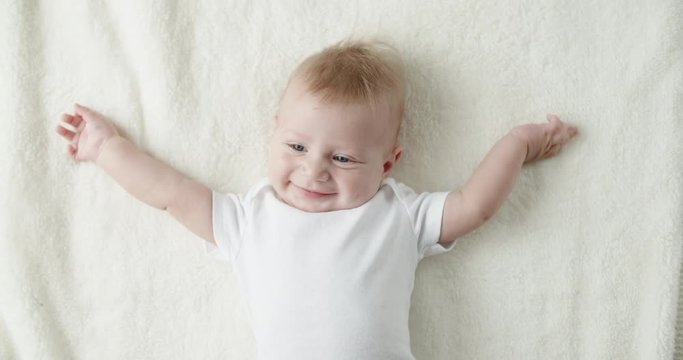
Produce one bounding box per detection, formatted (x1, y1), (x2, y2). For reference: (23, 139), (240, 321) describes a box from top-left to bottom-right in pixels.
(273, 189), (361, 213)
(279, 193), (343, 213)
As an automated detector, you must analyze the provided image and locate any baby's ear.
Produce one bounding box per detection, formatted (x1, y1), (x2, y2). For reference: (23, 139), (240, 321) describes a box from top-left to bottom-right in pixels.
(393, 147), (402, 163)
(382, 146), (402, 176)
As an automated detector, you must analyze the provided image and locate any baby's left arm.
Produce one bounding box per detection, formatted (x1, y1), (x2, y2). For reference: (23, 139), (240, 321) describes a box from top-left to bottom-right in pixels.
(439, 114), (577, 246)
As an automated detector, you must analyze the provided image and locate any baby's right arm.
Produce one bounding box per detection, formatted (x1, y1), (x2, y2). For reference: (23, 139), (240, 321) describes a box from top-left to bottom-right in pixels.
(56, 104), (215, 244)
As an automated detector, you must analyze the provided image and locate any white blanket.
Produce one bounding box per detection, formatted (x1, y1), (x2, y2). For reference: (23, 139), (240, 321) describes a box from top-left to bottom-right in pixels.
(1, 1), (681, 359)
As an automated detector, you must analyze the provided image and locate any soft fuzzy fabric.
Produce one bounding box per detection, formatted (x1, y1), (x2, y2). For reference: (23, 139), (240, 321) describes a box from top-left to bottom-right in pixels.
(1, 1), (681, 359)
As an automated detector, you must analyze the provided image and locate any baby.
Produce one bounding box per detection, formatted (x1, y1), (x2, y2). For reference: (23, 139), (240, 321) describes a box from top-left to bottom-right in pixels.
(56, 40), (577, 359)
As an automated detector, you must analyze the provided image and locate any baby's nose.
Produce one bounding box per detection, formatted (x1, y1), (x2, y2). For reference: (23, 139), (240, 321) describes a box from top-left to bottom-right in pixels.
(303, 157), (330, 182)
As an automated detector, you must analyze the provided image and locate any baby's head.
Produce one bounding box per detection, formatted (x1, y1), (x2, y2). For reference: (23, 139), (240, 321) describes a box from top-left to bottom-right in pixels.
(267, 39), (405, 212)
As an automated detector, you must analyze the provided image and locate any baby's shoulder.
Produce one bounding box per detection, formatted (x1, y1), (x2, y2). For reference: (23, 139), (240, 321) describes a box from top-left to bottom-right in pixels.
(380, 177), (419, 201)
(379, 178), (447, 215)
(243, 178), (272, 200)
(213, 178), (272, 208)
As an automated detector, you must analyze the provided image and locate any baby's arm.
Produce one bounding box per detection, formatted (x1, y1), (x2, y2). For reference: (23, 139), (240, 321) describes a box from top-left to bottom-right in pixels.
(439, 114), (577, 245)
(56, 104), (215, 244)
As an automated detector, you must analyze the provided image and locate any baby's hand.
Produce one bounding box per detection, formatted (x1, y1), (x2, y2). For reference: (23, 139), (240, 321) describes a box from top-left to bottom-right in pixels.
(511, 114), (578, 163)
(56, 104), (119, 162)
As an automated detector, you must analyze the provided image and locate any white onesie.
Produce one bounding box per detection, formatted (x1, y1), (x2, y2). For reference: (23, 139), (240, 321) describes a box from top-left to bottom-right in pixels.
(209, 178), (455, 359)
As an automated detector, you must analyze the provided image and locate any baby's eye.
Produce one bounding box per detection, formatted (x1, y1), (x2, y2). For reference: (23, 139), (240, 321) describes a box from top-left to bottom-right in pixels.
(288, 144), (305, 152)
(332, 155), (352, 163)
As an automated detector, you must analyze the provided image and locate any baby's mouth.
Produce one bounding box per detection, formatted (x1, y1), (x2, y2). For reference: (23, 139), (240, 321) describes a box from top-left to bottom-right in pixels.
(292, 183), (335, 199)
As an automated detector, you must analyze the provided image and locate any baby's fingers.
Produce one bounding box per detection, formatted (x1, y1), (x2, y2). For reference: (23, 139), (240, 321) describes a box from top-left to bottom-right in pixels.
(557, 124), (578, 144)
(61, 113), (83, 129)
(545, 114), (578, 145)
(67, 144), (78, 159)
(56, 113), (84, 157)
(56, 123), (76, 142)
(554, 126), (574, 145)
(74, 103), (99, 124)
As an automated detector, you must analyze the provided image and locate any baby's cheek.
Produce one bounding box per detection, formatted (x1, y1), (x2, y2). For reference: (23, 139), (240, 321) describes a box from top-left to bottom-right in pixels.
(345, 178), (376, 204)
(267, 151), (285, 172)
(266, 159), (285, 186)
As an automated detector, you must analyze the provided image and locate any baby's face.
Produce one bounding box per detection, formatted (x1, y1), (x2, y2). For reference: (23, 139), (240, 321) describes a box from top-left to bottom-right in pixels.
(267, 81), (401, 212)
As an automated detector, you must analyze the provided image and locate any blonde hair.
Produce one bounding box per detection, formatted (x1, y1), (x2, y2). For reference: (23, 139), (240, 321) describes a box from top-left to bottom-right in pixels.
(285, 39), (406, 126)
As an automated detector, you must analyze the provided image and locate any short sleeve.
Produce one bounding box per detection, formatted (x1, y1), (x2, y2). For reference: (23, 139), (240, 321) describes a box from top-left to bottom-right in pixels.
(205, 191), (247, 263)
(388, 180), (456, 259)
